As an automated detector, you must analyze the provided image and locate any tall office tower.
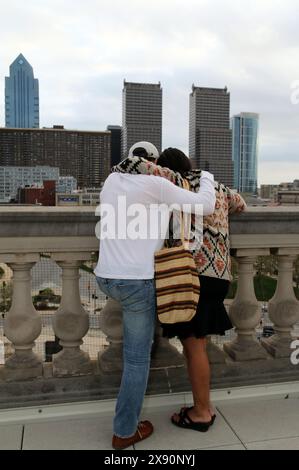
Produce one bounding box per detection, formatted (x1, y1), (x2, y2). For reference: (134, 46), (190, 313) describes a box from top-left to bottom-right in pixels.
(0, 126), (110, 188)
(107, 125), (122, 167)
(5, 54), (39, 128)
(231, 113), (259, 195)
(122, 80), (162, 158)
(189, 85), (233, 187)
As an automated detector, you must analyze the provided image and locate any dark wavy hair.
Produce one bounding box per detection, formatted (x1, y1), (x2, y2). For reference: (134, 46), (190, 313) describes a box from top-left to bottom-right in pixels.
(157, 148), (192, 176)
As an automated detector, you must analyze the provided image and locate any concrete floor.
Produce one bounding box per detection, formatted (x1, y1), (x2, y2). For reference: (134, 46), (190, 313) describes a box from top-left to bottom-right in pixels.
(1, 387), (299, 450)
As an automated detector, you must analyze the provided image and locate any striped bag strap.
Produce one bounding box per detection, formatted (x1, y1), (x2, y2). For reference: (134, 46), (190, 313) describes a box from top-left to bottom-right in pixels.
(180, 179), (192, 251)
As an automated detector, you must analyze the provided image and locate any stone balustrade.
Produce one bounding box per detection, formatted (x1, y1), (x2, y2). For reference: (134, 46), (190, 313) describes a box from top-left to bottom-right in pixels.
(0, 206), (298, 406)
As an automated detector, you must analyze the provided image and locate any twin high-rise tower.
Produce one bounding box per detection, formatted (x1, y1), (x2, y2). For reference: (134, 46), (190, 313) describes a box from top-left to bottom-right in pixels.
(122, 80), (162, 158)
(122, 81), (236, 188)
(189, 86), (259, 192)
(5, 54), (39, 128)
(189, 85), (233, 187)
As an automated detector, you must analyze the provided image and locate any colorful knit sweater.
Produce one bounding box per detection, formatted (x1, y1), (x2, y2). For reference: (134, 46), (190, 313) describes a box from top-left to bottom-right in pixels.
(111, 157), (246, 281)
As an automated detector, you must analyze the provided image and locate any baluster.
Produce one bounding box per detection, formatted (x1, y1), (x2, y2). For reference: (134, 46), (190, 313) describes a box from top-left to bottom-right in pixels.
(262, 252), (299, 358)
(51, 253), (92, 376)
(150, 324), (185, 369)
(98, 299), (184, 372)
(224, 250), (269, 361)
(206, 337), (226, 364)
(2, 254), (42, 380)
(98, 298), (123, 373)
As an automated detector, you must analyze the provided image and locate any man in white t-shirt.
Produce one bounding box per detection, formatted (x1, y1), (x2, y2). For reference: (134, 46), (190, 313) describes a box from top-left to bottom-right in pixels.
(95, 142), (216, 449)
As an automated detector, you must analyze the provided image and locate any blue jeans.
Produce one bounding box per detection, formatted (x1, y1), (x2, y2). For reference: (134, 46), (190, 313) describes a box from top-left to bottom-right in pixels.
(96, 277), (156, 438)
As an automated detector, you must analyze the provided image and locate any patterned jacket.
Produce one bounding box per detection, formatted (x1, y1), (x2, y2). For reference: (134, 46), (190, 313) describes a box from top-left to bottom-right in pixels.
(111, 157), (246, 281)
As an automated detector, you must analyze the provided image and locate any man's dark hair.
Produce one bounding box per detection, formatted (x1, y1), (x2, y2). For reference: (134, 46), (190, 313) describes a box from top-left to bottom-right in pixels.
(133, 146), (157, 162)
(132, 147), (149, 159)
(157, 148), (192, 176)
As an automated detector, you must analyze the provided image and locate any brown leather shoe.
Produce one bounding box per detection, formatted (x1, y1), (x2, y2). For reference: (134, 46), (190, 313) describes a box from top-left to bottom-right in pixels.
(112, 420), (154, 450)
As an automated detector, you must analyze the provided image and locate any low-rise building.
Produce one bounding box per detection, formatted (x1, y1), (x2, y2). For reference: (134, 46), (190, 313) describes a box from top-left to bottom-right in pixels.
(260, 180), (299, 205)
(56, 188), (101, 206)
(276, 190), (299, 205)
(259, 184), (278, 200)
(17, 180), (56, 206)
(0, 166), (59, 203)
(56, 176), (77, 194)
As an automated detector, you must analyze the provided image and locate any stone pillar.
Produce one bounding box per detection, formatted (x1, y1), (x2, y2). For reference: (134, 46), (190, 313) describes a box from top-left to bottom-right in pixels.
(98, 298), (123, 373)
(51, 253), (92, 376)
(262, 251), (299, 358)
(2, 254), (42, 380)
(206, 337), (226, 364)
(224, 250), (269, 361)
(151, 323), (185, 369)
(98, 299), (185, 372)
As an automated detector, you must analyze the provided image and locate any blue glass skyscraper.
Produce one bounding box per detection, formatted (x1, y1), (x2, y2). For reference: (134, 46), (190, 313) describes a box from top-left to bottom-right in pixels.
(5, 54), (39, 128)
(231, 113), (259, 194)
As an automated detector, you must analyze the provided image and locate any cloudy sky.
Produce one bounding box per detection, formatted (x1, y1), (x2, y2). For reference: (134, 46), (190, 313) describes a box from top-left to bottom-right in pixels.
(1, 0), (299, 184)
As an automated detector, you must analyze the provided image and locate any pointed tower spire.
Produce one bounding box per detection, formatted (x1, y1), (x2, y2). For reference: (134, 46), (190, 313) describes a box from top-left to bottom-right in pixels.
(5, 54), (39, 128)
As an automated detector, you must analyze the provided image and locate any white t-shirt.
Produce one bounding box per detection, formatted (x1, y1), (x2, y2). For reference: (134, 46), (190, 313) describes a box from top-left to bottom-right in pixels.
(94, 172), (215, 280)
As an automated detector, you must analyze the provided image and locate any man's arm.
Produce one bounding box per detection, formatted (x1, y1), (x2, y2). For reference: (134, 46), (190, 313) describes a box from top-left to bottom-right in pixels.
(160, 171), (216, 216)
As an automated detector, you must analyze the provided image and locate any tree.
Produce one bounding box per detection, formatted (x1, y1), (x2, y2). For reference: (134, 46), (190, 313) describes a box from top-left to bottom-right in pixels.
(294, 256), (299, 290)
(38, 288), (55, 297)
(255, 255), (278, 277)
(32, 288), (61, 310)
(0, 281), (13, 312)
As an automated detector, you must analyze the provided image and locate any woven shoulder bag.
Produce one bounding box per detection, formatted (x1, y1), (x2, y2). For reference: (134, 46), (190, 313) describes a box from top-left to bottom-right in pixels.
(154, 181), (200, 324)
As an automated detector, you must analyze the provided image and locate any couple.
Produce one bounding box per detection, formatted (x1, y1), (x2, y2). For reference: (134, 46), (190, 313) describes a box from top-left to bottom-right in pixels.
(95, 142), (246, 450)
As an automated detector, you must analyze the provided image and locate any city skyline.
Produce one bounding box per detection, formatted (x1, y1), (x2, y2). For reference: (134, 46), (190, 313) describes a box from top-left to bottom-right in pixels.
(1, 0), (299, 185)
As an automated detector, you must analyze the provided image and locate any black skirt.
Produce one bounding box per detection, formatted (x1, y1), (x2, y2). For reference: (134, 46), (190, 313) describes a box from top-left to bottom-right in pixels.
(161, 275), (233, 340)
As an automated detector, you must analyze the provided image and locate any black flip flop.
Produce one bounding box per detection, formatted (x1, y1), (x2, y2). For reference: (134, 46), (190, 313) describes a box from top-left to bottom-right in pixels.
(171, 407), (213, 432)
(178, 406), (216, 425)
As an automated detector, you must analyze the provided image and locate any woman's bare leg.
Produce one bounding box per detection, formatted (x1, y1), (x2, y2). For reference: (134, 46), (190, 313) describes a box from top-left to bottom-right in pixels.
(172, 336), (211, 423)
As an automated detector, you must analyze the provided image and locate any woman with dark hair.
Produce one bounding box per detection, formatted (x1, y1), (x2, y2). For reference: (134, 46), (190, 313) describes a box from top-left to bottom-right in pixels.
(156, 148), (237, 431)
(111, 146), (246, 432)
(157, 148), (192, 174)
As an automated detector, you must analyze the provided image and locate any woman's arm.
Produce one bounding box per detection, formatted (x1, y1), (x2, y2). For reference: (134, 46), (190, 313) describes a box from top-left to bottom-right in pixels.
(225, 187), (247, 214)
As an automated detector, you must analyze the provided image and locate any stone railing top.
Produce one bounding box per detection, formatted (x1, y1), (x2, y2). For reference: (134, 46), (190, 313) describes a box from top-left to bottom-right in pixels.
(0, 206), (298, 254)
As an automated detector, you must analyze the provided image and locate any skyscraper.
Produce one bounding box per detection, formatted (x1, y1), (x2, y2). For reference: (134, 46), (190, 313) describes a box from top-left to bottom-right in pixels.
(107, 125), (122, 167)
(231, 113), (259, 194)
(122, 80), (162, 158)
(189, 85), (233, 187)
(5, 54), (39, 128)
